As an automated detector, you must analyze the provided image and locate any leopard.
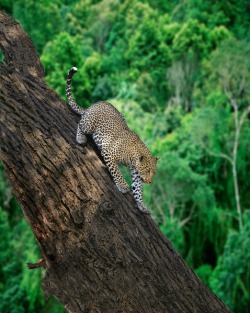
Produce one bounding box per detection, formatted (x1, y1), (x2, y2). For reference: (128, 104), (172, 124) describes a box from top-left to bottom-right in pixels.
(66, 67), (159, 214)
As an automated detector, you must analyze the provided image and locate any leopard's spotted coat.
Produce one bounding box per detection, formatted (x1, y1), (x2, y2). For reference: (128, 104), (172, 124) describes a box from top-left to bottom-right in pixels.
(66, 67), (158, 214)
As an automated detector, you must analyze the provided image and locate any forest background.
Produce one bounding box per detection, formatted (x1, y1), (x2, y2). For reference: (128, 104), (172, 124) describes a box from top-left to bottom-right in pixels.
(0, 0), (250, 312)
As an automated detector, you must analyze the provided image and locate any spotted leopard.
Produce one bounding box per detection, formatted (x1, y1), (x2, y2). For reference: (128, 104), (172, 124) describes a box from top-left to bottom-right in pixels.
(66, 67), (159, 214)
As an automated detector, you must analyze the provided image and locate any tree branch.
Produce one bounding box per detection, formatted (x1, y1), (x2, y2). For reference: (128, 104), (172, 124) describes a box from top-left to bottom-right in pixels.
(200, 143), (233, 165)
(0, 11), (232, 313)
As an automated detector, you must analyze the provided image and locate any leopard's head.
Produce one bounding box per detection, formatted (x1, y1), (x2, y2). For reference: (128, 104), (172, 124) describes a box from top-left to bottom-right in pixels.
(137, 155), (159, 184)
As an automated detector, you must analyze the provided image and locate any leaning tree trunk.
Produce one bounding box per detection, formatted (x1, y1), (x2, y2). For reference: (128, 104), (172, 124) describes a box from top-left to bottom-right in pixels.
(0, 11), (232, 313)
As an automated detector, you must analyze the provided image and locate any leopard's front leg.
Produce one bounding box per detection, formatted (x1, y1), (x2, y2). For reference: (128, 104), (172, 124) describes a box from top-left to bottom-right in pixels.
(102, 152), (130, 193)
(130, 167), (151, 214)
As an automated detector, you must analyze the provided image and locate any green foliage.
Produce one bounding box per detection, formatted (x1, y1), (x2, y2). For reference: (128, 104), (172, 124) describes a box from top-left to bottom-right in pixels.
(13, 0), (63, 53)
(65, 0), (92, 36)
(2, 0), (250, 311)
(189, 106), (231, 154)
(0, 0), (12, 13)
(41, 32), (92, 107)
(172, 19), (211, 58)
(0, 163), (12, 209)
(172, 0), (250, 39)
(0, 207), (10, 270)
(210, 39), (250, 104)
(160, 217), (185, 253)
(150, 150), (223, 266)
(209, 212), (250, 312)
(87, 0), (120, 53)
(125, 3), (167, 69)
(0, 50), (5, 64)
(195, 263), (212, 287)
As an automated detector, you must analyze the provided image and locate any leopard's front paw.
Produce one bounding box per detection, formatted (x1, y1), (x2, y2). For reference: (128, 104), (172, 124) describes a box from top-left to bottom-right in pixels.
(137, 202), (151, 214)
(117, 183), (130, 194)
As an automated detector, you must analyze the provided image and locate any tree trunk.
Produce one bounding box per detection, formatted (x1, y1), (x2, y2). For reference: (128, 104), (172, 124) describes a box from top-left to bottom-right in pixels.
(0, 11), (232, 313)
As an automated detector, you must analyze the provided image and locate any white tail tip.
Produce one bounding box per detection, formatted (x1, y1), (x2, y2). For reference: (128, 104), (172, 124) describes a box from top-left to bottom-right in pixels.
(71, 67), (78, 72)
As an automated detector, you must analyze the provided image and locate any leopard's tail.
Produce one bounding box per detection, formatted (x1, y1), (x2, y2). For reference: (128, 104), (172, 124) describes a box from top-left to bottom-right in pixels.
(66, 67), (85, 115)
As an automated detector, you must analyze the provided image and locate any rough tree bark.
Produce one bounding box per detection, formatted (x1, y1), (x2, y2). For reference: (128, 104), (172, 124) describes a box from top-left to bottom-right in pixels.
(0, 11), (232, 313)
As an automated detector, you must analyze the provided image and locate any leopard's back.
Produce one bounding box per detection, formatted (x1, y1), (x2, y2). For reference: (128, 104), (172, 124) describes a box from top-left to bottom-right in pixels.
(85, 101), (128, 133)
(81, 101), (130, 148)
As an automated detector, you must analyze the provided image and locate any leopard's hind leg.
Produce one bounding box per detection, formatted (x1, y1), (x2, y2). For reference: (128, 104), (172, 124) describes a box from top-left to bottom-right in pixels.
(76, 123), (87, 145)
(76, 114), (96, 145)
